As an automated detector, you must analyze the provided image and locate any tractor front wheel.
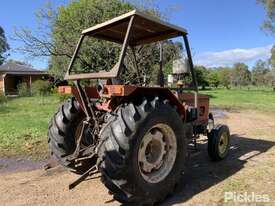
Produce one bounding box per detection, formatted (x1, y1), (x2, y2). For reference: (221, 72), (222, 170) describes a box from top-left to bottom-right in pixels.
(207, 124), (230, 161)
(97, 97), (187, 205)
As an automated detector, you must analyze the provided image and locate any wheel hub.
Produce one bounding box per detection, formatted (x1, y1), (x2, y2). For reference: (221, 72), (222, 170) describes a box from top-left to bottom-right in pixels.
(139, 130), (166, 173)
(218, 133), (228, 154)
(138, 124), (177, 184)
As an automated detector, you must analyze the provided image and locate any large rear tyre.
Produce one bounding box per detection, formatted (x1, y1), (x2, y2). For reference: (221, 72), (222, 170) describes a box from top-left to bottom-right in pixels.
(97, 97), (187, 205)
(48, 97), (95, 174)
(208, 124), (230, 161)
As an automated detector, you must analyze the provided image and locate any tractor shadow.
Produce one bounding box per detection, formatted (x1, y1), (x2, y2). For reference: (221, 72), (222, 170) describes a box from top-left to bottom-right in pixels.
(159, 134), (275, 206)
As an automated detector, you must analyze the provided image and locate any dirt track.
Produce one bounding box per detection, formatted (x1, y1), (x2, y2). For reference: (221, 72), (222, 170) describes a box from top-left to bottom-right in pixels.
(1, 110), (275, 206)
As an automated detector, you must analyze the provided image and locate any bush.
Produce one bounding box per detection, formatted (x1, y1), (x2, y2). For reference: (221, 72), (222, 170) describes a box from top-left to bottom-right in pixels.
(58, 93), (72, 103)
(17, 82), (31, 96)
(0, 93), (7, 106)
(31, 80), (51, 96)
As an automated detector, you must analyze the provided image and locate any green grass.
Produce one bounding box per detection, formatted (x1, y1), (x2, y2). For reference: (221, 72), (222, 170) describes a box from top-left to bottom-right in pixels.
(0, 95), (60, 158)
(201, 88), (275, 112)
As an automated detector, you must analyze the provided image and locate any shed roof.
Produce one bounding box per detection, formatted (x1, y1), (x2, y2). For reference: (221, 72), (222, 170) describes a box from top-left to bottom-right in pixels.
(82, 10), (187, 46)
(0, 62), (47, 75)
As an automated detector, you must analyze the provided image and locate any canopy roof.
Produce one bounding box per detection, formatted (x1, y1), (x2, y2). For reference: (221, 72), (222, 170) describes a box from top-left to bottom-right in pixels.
(82, 10), (187, 46)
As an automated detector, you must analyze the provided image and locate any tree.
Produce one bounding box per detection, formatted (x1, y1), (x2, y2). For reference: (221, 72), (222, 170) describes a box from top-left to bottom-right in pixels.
(257, 0), (275, 36)
(194, 65), (209, 89)
(257, 1), (275, 75)
(252, 59), (270, 85)
(207, 69), (220, 88)
(14, 0), (182, 84)
(52, 0), (134, 79)
(264, 71), (275, 86)
(6, 59), (32, 67)
(271, 45), (275, 70)
(231, 63), (251, 86)
(217, 67), (232, 89)
(0, 26), (10, 65)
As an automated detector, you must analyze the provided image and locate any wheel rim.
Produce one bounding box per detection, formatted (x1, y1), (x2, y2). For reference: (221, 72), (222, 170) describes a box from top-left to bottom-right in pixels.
(218, 132), (229, 155)
(138, 123), (177, 184)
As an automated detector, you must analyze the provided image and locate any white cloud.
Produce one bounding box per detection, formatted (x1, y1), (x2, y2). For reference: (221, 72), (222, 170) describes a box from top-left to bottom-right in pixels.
(194, 45), (273, 67)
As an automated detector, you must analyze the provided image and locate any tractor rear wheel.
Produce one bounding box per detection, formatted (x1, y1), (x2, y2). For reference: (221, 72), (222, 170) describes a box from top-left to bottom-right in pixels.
(48, 97), (95, 174)
(97, 97), (187, 205)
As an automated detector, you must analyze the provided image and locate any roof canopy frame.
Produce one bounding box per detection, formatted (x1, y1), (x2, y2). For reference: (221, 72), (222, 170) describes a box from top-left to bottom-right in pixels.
(65, 15), (135, 80)
(64, 10), (189, 81)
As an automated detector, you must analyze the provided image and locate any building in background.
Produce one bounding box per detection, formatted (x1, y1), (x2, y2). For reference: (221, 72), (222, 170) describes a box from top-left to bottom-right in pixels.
(0, 62), (48, 95)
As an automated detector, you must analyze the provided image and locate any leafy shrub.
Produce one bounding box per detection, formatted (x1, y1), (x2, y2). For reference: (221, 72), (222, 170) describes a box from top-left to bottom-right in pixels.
(31, 80), (51, 96)
(17, 82), (31, 96)
(0, 93), (7, 105)
(58, 93), (72, 103)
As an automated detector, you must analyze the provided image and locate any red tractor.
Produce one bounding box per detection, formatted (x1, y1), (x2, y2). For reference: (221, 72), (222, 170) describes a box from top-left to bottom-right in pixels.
(48, 10), (230, 205)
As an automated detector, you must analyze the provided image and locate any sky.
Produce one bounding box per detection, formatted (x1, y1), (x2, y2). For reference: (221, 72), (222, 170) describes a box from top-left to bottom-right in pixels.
(0, 0), (274, 70)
